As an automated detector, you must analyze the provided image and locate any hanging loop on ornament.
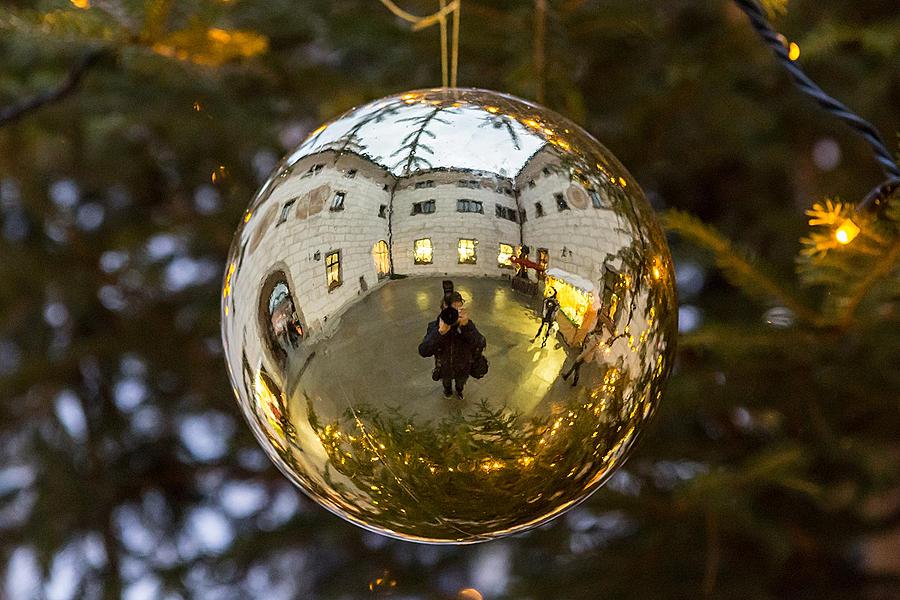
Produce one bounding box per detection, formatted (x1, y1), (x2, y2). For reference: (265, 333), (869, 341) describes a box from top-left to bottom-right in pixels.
(378, 0), (461, 87)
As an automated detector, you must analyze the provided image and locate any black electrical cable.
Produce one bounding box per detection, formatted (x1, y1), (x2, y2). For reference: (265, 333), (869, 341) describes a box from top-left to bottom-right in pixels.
(733, 0), (899, 211)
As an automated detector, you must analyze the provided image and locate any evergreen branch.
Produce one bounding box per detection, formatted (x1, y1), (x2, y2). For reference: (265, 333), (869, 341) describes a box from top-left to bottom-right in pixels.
(0, 48), (108, 127)
(837, 238), (900, 327)
(661, 210), (823, 325)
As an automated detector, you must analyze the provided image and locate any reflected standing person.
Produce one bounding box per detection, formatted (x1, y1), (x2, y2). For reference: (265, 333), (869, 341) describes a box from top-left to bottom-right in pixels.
(531, 288), (559, 348)
(418, 289), (484, 399)
(562, 328), (604, 386)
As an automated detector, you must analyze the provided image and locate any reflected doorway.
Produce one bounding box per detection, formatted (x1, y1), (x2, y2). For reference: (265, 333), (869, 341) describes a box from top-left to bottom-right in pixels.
(372, 239), (390, 279)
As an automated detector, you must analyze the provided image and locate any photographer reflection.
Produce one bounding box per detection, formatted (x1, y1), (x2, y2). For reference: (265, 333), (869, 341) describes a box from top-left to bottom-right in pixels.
(418, 283), (485, 399)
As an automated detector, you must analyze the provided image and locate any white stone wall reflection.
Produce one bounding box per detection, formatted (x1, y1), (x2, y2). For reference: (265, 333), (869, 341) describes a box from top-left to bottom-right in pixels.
(221, 88), (677, 543)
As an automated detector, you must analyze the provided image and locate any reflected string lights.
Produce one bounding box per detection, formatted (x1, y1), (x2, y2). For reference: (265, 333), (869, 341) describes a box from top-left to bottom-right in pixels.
(221, 88), (677, 543)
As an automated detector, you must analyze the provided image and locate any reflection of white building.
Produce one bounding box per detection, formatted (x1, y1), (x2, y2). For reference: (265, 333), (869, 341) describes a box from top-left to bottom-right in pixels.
(223, 132), (647, 393)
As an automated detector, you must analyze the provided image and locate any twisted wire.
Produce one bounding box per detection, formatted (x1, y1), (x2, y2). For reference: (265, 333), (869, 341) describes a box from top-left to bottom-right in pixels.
(733, 0), (899, 210)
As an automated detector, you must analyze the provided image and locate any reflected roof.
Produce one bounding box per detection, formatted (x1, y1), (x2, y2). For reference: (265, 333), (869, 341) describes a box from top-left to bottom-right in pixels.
(286, 93), (546, 178)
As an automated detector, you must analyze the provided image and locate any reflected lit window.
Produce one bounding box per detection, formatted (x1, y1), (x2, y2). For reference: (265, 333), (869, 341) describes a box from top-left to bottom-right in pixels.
(535, 202), (545, 217)
(378, 204), (387, 218)
(414, 238), (433, 265)
(344, 169), (357, 179)
(325, 250), (342, 291)
(458, 239), (477, 264)
(554, 193), (569, 211)
(411, 199), (436, 215)
(330, 192), (345, 212)
(498, 243), (514, 268)
(538, 247), (549, 278)
(457, 199), (483, 214)
(276, 199), (296, 226)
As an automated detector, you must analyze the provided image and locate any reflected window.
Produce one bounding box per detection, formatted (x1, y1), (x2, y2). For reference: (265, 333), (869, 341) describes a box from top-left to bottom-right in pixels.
(414, 238), (433, 265)
(538, 247), (549, 279)
(325, 250), (342, 291)
(330, 192), (345, 212)
(269, 282), (303, 347)
(303, 163), (324, 178)
(555, 193), (569, 211)
(495, 205), (518, 223)
(415, 180), (435, 189)
(457, 179), (480, 189)
(457, 199), (483, 214)
(411, 199), (436, 215)
(535, 202), (545, 217)
(372, 240), (390, 278)
(345, 169), (357, 179)
(498, 243), (514, 268)
(378, 204), (387, 218)
(458, 239), (477, 264)
(528, 179), (536, 188)
(276, 199), (296, 226)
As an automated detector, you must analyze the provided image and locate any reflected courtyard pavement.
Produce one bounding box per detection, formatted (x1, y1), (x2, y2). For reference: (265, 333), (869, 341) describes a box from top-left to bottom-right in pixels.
(293, 276), (570, 424)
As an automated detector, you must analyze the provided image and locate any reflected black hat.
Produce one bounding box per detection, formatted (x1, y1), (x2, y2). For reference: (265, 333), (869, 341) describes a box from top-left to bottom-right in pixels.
(440, 306), (459, 325)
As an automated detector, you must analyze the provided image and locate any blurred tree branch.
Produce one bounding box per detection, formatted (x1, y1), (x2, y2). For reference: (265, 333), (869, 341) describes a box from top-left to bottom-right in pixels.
(0, 48), (109, 127)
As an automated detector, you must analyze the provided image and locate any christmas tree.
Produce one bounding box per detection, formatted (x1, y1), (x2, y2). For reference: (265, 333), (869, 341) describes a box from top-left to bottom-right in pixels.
(0, 0), (898, 598)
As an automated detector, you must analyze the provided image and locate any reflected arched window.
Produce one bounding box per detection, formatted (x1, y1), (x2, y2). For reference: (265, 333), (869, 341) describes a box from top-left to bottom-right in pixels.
(372, 240), (390, 279)
(259, 270), (305, 367)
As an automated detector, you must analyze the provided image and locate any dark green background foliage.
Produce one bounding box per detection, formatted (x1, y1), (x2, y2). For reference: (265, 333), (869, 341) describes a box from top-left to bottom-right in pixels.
(1, 1), (898, 598)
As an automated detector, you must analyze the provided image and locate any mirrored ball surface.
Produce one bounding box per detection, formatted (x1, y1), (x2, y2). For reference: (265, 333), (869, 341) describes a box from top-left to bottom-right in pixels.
(221, 88), (677, 543)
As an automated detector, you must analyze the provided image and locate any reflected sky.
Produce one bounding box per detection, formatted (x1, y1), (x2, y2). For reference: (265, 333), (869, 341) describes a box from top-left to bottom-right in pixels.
(288, 96), (545, 177)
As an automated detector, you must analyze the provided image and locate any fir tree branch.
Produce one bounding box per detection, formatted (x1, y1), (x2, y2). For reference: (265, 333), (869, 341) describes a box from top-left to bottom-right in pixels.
(838, 238), (900, 327)
(661, 210), (824, 326)
(0, 48), (108, 127)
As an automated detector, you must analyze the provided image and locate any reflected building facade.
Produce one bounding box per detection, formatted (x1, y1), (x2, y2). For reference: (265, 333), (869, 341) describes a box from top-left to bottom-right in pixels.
(221, 88), (677, 543)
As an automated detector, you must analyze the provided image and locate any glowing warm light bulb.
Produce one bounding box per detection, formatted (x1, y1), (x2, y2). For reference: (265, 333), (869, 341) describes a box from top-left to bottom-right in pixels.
(211, 166), (228, 183)
(458, 589), (484, 600)
(788, 42), (801, 61)
(835, 218), (860, 245)
(70, 0), (90, 8)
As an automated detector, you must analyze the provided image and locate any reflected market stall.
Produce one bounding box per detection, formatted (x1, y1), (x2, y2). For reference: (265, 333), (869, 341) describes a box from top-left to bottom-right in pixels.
(544, 267), (600, 346)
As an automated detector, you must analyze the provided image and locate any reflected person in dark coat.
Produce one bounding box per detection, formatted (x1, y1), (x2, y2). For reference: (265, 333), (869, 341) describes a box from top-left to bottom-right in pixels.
(418, 291), (483, 399)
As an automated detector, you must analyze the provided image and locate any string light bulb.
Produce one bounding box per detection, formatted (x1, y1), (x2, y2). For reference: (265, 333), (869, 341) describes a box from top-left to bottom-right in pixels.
(834, 218), (860, 245)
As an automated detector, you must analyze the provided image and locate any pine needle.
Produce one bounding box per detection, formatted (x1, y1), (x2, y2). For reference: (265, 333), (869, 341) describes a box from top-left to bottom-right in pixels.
(661, 210), (823, 326)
